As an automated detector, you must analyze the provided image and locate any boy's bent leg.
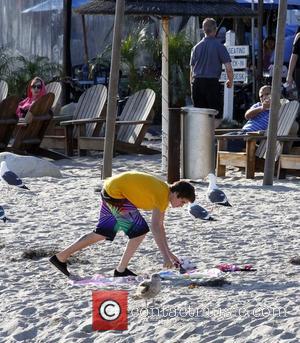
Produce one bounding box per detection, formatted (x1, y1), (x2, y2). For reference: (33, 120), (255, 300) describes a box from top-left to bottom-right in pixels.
(56, 232), (106, 262)
(116, 234), (147, 273)
(50, 232), (106, 277)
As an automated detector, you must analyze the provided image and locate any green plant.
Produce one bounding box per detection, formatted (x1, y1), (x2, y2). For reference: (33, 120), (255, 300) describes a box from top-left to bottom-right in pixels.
(8, 55), (61, 97)
(0, 47), (16, 80)
(94, 26), (193, 116)
(120, 25), (150, 92)
(0, 48), (61, 98)
(168, 33), (193, 107)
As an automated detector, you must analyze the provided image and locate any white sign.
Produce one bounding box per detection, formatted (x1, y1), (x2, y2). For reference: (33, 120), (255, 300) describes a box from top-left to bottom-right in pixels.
(226, 45), (249, 56)
(223, 58), (247, 70)
(220, 71), (248, 83)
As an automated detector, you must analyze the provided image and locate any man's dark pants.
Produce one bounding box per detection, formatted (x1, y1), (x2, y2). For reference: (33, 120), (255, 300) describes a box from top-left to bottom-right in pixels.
(191, 77), (222, 119)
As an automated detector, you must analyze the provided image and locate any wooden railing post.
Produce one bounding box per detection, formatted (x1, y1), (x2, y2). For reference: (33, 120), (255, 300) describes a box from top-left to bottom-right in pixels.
(167, 108), (181, 183)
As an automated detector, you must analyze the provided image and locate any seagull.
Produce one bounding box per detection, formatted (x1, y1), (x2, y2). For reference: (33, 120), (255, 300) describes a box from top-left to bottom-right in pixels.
(0, 205), (7, 223)
(189, 202), (216, 221)
(0, 161), (29, 190)
(206, 173), (231, 207)
(133, 273), (161, 306)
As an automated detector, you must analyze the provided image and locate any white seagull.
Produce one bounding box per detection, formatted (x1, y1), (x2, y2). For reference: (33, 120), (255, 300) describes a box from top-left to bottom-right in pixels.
(0, 161), (29, 190)
(189, 202), (216, 221)
(0, 205), (7, 223)
(206, 173), (231, 207)
(133, 273), (161, 306)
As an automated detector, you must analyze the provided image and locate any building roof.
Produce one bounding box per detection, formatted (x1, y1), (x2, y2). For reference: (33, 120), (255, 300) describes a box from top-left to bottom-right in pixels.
(75, 0), (256, 17)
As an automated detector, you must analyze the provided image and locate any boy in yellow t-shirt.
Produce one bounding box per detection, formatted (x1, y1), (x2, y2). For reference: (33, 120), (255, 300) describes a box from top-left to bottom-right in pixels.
(50, 171), (195, 278)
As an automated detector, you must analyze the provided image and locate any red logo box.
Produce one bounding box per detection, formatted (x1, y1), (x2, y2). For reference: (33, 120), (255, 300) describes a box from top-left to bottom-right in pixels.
(92, 290), (128, 331)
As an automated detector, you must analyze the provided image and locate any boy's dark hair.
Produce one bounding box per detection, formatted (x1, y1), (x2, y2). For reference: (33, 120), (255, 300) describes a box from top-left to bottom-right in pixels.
(169, 180), (195, 202)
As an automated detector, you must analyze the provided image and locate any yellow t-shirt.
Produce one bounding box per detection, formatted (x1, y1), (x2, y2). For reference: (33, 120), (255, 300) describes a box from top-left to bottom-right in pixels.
(104, 171), (169, 212)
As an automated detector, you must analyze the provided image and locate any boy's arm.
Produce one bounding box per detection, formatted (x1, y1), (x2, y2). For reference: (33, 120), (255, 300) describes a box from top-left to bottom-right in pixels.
(151, 208), (179, 268)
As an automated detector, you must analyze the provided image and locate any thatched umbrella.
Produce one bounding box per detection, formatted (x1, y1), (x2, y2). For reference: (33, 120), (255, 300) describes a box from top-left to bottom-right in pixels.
(76, 0), (255, 176)
(76, 0), (255, 17)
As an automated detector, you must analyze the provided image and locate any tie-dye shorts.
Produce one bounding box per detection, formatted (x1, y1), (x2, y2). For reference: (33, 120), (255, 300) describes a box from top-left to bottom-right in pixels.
(94, 191), (149, 241)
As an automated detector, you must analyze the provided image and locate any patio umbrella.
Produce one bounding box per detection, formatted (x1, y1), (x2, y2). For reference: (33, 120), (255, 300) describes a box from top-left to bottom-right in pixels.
(236, 0), (300, 9)
(22, 0), (88, 13)
(75, 0), (256, 176)
(22, 0), (91, 102)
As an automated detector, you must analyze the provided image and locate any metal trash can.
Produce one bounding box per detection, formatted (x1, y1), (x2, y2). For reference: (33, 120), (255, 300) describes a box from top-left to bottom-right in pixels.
(181, 107), (217, 180)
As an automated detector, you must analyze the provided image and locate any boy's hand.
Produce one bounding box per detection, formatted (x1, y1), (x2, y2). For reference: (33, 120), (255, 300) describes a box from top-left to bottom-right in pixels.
(163, 252), (180, 269)
(163, 259), (174, 269)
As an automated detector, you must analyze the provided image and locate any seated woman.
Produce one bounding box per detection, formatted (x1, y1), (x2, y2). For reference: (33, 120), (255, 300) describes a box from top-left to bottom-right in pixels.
(16, 77), (46, 118)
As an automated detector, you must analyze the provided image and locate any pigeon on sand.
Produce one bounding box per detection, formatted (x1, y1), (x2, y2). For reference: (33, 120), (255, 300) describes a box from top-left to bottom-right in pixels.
(0, 161), (29, 190)
(206, 173), (231, 207)
(189, 202), (215, 221)
(133, 273), (161, 306)
(0, 205), (7, 223)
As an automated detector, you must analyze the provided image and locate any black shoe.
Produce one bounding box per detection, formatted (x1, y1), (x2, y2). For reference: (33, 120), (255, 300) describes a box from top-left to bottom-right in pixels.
(114, 268), (137, 277)
(49, 255), (70, 277)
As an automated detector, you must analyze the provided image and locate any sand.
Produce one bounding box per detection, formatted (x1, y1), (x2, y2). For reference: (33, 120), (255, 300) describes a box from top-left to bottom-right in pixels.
(0, 152), (299, 343)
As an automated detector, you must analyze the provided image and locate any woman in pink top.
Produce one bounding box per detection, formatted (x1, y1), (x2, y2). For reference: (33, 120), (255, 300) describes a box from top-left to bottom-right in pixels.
(16, 77), (46, 118)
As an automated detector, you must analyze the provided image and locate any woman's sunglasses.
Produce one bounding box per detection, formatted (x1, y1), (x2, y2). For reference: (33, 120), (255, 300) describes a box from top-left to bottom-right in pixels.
(31, 84), (42, 90)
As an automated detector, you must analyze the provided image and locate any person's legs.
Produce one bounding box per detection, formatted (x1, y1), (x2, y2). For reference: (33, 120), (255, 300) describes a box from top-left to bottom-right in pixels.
(56, 232), (106, 262)
(191, 78), (208, 108)
(116, 234), (147, 272)
(206, 79), (223, 125)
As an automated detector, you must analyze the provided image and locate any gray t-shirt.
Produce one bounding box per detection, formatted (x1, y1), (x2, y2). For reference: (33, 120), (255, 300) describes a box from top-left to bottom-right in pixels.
(190, 36), (231, 79)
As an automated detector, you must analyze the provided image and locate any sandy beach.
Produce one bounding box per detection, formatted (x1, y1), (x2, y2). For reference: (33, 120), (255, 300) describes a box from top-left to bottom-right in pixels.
(0, 151), (299, 343)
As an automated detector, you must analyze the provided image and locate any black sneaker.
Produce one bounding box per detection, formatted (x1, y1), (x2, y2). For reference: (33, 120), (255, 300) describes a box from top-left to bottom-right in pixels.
(114, 268), (137, 277)
(49, 255), (70, 277)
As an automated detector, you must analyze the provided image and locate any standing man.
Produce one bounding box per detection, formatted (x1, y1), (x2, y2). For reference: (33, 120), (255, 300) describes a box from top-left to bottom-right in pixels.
(286, 29), (300, 97)
(190, 18), (234, 127)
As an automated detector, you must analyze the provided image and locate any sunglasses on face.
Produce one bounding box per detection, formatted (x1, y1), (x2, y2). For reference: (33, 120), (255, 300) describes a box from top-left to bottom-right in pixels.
(31, 84), (42, 90)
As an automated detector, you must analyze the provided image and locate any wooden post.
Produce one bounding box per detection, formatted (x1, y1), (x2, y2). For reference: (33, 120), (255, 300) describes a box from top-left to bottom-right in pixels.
(167, 108), (181, 183)
(102, 0), (125, 179)
(161, 16), (169, 173)
(257, 0), (264, 90)
(81, 15), (89, 66)
(62, 0), (72, 105)
(263, 0), (287, 185)
(223, 31), (235, 120)
(251, 0), (256, 102)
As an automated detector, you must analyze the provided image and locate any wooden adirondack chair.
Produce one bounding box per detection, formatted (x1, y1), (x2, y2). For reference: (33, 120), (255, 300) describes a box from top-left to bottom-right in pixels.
(10, 93), (65, 159)
(42, 84), (107, 155)
(216, 100), (300, 178)
(60, 88), (159, 156)
(0, 80), (8, 101)
(0, 96), (19, 151)
(45, 81), (62, 115)
(277, 152), (300, 178)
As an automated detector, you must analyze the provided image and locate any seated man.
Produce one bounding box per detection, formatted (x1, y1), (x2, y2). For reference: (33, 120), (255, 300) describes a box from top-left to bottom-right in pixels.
(226, 85), (271, 151)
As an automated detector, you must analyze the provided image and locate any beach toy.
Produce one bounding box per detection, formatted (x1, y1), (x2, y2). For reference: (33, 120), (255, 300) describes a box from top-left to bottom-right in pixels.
(159, 267), (224, 280)
(177, 256), (197, 273)
(216, 263), (257, 272)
